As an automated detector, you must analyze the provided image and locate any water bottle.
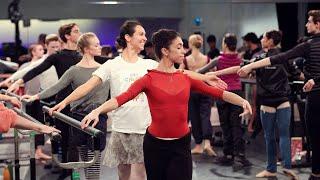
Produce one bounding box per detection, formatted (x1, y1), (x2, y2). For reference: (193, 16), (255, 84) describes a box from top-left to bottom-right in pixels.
(295, 148), (302, 165)
(72, 170), (80, 180)
(3, 166), (11, 180)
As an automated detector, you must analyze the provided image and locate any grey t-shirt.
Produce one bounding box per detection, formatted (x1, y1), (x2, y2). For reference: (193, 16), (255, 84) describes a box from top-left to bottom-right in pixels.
(39, 65), (110, 111)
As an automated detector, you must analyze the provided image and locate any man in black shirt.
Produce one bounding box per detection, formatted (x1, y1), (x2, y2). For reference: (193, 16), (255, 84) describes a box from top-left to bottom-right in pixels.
(242, 32), (262, 60)
(238, 10), (320, 180)
(206, 34), (220, 59)
(8, 23), (82, 180)
(8, 23), (81, 93)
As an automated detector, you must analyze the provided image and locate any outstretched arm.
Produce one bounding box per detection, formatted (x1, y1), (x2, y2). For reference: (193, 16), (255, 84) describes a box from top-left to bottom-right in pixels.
(0, 105), (60, 134)
(238, 42), (309, 77)
(21, 68), (74, 102)
(190, 78), (252, 117)
(208, 66), (240, 76)
(183, 70), (227, 90)
(237, 57), (271, 77)
(8, 56), (55, 93)
(14, 116), (61, 134)
(0, 94), (21, 108)
(222, 91), (252, 117)
(49, 75), (102, 114)
(8, 60), (42, 82)
(81, 75), (148, 128)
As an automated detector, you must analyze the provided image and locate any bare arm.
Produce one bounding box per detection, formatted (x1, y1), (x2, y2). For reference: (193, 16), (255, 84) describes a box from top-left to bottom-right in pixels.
(208, 66), (240, 76)
(222, 91), (252, 116)
(247, 57), (271, 69)
(14, 116), (61, 134)
(237, 57), (271, 77)
(0, 94), (15, 102)
(222, 91), (246, 107)
(184, 70), (228, 90)
(190, 78), (252, 116)
(238, 42), (309, 77)
(0, 94), (21, 107)
(184, 70), (212, 81)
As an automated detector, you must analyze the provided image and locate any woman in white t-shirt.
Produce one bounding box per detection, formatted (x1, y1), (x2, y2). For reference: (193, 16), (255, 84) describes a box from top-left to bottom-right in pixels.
(50, 20), (157, 180)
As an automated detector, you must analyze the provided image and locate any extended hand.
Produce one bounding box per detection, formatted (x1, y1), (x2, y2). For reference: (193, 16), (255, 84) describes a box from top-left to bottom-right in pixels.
(240, 100), (252, 117)
(39, 125), (61, 134)
(49, 102), (67, 116)
(81, 110), (100, 129)
(0, 79), (12, 88)
(21, 94), (39, 103)
(9, 97), (21, 108)
(206, 79), (228, 90)
(303, 79), (315, 92)
(7, 81), (20, 93)
(237, 65), (252, 77)
(205, 72), (228, 90)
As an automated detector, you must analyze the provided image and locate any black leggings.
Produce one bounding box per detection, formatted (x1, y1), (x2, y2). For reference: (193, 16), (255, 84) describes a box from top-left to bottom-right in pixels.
(305, 90), (320, 174)
(217, 93), (245, 156)
(143, 130), (192, 180)
(25, 100), (44, 148)
(188, 92), (213, 144)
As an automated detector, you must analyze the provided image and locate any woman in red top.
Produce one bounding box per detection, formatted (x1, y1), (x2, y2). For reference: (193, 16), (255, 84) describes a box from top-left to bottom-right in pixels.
(81, 29), (252, 180)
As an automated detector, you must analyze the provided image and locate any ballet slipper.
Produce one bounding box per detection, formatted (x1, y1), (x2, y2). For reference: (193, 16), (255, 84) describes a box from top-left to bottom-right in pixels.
(203, 146), (217, 157)
(256, 170), (276, 178)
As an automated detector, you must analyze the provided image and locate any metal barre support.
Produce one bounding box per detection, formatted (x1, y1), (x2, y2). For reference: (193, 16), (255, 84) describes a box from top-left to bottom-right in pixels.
(52, 151), (100, 169)
(43, 106), (102, 170)
(42, 106), (102, 137)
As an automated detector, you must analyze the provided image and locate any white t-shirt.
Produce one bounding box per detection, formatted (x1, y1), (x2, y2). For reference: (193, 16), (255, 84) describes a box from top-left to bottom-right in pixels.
(9, 54), (58, 90)
(92, 55), (158, 134)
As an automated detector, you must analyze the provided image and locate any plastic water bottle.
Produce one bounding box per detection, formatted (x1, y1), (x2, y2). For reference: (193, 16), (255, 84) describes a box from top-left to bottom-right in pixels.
(72, 170), (80, 180)
(3, 166), (11, 180)
(295, 148), (302, 165)
(0, 168), (3, 180)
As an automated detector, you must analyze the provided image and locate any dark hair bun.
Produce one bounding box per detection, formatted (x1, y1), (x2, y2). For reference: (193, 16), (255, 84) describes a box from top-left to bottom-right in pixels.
(116, 36), (126, 48)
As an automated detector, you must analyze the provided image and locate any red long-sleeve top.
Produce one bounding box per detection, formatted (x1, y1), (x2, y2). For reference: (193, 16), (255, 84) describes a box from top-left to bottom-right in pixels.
(116, 70), (224, 138)
(0, 103), (17, 133)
